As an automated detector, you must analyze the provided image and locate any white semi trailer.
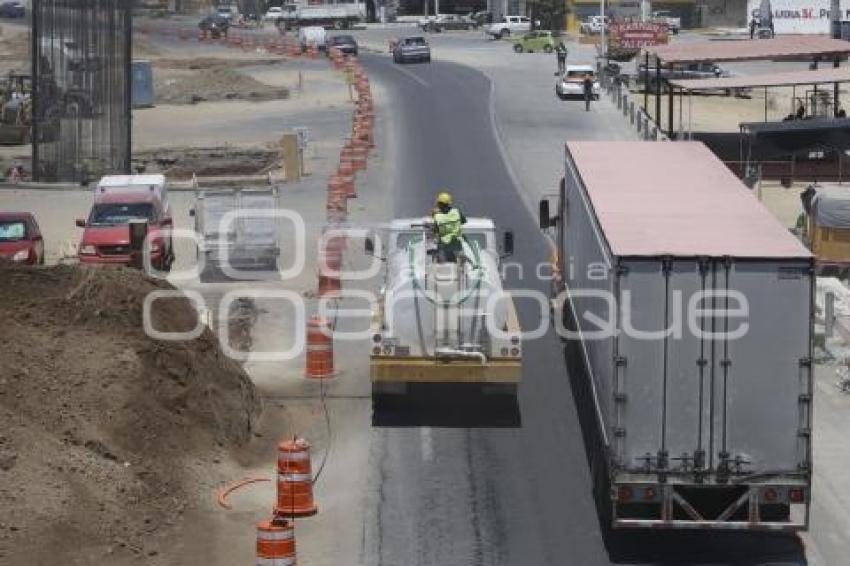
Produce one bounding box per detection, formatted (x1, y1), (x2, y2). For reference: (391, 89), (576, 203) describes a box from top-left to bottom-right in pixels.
(539, 142), (813, 530)
(367, 217), (522, 395)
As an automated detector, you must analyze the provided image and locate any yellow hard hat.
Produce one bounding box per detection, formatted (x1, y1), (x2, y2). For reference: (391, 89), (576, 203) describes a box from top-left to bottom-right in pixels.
(436, 191), (452, 205)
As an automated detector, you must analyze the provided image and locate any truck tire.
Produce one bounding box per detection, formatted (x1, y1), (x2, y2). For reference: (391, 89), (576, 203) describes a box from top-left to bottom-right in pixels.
(500, 28), (510, 39)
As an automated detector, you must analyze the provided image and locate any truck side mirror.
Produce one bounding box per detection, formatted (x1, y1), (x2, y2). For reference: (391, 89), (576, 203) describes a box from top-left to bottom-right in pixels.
(503, 231), (514, 257)
(189, 208), (196, 217)
(75, 218), (86, 228)
(365, 237), (375, 255)
(539, 199), (551, 229)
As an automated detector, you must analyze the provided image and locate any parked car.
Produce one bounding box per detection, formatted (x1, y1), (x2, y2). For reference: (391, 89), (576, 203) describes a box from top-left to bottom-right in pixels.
(76, 175), (174, 270)
(512, 30), (555, 53)
(217, 5), (236, 22)
(634, 61), (730, 92)
(579, 15), (608, 35)
(393, 36), (431, 64)
(555, 65), (600, 100)
(328, 34), (358, 56)
(469, 10), (493, 27)
(0, 212), (43, 265)
(198, 14), (230, 38)
(0, 1), (25, 19)
(652, 10), (681, 34)
(264, 6), (284, 22)
(420, 14), (475, 32)
(486, 15), (531, 39)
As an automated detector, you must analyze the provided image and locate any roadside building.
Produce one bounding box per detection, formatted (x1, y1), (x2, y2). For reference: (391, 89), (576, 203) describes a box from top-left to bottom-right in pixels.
(746, 0), (850, 34)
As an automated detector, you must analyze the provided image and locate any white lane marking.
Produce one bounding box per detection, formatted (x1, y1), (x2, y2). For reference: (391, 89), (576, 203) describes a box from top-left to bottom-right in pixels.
(389, 63), (431, 89)
(420, 427), (434, 463)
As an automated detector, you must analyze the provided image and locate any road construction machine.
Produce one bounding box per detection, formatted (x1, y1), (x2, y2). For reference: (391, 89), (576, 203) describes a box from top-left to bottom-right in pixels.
(366, 217), (522, 395)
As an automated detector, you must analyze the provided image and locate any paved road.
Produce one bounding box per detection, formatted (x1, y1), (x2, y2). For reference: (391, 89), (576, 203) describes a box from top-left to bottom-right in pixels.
(359, 53), (809, 566)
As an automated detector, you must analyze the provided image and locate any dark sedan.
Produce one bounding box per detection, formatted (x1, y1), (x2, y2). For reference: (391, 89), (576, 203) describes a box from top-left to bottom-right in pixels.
(198, 14), (230, 38)
(0, 1), (25, 18)
(328, 34), (358, 56)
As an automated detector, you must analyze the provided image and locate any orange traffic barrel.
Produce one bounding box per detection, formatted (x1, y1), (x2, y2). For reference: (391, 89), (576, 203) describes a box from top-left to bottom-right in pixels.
(276, 438), (319, 516)
(256, 518), (297, 565)
(338, 159), (355, 178)
(350, 146), (369, 171)
(304, 317), (334, 380)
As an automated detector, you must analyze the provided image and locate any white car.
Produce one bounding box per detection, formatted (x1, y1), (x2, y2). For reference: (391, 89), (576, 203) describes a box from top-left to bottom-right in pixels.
(555, 65), (600, 100)
(486, 15), (531, 39)
(264, 6), (284, 21)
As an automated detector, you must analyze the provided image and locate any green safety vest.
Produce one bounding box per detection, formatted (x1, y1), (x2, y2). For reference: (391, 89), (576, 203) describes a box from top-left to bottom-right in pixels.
(433, 207), (463, 244)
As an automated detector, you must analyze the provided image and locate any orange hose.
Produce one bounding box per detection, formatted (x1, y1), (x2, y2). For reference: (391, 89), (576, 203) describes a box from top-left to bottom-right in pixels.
(216, 476), (271, 510)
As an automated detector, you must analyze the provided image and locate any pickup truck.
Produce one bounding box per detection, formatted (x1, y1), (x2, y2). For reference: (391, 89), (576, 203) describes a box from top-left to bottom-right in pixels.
(191, 184), (281, 280)
(580, 15), (608, 35)
(76, 175), (174, 271)
(486, 15), (531, 39)
(652, 10), (681, 34)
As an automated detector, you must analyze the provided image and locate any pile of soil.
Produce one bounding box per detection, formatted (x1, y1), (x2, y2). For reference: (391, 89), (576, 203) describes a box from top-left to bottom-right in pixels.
(133, 145), (280, 179)
(153, 58), (290, 105)
(0, 263), (262, 564)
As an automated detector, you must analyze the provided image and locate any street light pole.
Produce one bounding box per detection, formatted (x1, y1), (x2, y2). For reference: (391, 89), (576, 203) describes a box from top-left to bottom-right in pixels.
(600, 0), (606, 59)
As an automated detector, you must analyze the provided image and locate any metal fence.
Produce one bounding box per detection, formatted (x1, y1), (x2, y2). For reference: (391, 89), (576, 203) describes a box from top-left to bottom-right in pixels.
(31, 0), (132, 182)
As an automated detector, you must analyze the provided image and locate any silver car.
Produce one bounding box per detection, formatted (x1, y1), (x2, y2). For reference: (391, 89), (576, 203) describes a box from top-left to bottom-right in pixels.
(393, 36), (431, 64)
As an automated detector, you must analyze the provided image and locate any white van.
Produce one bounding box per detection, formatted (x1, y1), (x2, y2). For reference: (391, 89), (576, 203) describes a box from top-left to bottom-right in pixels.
(298, 26), (327, 51)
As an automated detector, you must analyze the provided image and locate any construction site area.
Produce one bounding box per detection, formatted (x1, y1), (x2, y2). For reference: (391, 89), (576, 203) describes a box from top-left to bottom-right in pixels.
(2, 2), (850, 566)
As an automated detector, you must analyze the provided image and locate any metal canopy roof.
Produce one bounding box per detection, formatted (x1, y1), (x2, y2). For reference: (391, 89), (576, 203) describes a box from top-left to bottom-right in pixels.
(671, 65), (850, 90)
(565, 141), (812, 258)
(647, 36), (850, 64)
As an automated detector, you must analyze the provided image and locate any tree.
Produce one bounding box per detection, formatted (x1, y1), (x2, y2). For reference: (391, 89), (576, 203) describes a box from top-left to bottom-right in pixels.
(527, 0), (565, 32)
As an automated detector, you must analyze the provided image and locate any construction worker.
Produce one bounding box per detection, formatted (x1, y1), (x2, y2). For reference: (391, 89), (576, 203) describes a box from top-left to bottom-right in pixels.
(431, 191), (466, 263)
(554, 41), (568, 76)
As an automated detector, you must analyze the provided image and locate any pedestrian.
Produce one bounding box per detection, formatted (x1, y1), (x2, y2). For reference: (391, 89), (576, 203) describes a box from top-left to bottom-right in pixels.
(554, 41), (567, 76)
(749, 18), (757, 39)
(583, 74), (594, 111)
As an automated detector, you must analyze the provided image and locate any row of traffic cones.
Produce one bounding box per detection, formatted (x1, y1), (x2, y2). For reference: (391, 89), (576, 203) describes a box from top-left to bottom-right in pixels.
(256, 438), (318, 564)
(302, 48), (377, 380)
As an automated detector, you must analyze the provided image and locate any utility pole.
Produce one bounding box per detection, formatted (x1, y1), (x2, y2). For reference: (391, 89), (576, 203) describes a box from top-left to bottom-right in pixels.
(600, 0), (606, 59)
(832, 0), (841, 38)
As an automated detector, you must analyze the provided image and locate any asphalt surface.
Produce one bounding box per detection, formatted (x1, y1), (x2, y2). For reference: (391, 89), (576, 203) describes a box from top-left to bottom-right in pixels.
(360, 53), (809, 565)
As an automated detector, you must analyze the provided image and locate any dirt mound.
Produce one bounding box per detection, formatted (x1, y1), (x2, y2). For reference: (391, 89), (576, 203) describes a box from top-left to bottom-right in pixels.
(133, 145), (280, 179)
(152, 58), (290, 105)
(0, 264), (261, 564)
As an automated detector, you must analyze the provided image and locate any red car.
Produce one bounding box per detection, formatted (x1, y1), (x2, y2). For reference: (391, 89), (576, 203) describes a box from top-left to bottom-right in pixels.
(0, 212), (44, 264)
(76, 191), (173, 270)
